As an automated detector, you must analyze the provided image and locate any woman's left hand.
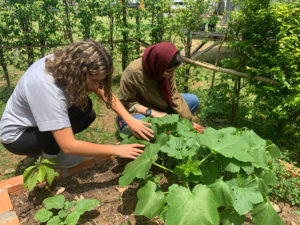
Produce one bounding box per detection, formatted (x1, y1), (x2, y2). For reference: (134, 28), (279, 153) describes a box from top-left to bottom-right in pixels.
(193, 122), (205, 134)
(127, 118), (154, 141)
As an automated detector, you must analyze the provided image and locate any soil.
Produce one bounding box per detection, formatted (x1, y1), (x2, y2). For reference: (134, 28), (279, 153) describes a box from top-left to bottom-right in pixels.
(11, 158), (164, 225)
(10, 158), (300, 225)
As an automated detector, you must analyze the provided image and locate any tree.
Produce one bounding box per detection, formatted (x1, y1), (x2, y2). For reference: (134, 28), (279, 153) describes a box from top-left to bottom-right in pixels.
(227, 0), (300, 142)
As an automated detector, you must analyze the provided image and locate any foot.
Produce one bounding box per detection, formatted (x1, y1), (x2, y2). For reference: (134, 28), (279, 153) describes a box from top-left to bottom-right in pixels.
(42, 151), (83, 169)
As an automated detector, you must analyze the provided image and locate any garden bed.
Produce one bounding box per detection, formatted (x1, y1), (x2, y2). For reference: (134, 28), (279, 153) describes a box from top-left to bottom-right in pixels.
(8, 158), (164, 225)
(0, 157), (298, 225)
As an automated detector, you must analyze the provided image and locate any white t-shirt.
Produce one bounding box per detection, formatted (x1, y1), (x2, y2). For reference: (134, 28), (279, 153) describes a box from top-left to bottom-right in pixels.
(0, 55), (71, 144)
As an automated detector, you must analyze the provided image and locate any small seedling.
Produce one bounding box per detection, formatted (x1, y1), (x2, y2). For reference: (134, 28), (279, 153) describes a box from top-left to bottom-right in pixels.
(23, 157), (59, 191)
(34, 195), (100, 225)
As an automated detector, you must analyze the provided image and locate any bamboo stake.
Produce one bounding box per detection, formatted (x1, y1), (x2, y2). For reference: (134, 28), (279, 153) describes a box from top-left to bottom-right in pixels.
(191, 41), (206, 56)
(192, 40), (222, 59)
(182, 56), (279, 85)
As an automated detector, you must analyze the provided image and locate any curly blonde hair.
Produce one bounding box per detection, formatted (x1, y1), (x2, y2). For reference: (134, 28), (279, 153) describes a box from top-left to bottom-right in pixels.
(45, 39), (113, 111)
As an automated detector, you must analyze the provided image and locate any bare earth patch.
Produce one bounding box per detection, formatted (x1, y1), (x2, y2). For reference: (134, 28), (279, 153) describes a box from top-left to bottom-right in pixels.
(11, 158), (164, 225)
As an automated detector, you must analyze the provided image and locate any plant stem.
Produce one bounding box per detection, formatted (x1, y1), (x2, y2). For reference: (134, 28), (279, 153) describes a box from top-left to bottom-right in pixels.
(186, 183), (192, 194)
(199, 153), (212, 165)
(153, 162), (175, 174)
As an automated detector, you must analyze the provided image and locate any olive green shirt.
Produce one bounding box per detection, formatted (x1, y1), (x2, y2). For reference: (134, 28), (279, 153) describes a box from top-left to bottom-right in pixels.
(120, 58), (192, 120)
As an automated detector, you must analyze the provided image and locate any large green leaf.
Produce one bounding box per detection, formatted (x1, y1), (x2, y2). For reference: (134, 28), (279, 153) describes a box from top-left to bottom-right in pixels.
(34, 208), (53, 223)
(208, 178), (235, 208)
(119, 144), (161, 187)
(251, 201), (283, 225)
(197, 128), (255, 163)
(43, 195), (65, 210)
(227, 179), (263, 215)
(149, 114), (180, 125)
(165, 184), (219, 225)
(74, 199), (100, 215)
(154, 132), (169, 145)
(200, 162), (220, 184)
(147, 115), (180, 135)
(220, 209), (245, 225)
(255, 170), (277, 194)
(160, 136), (198, 160)
(265, 140), (282, 160)
(176, 119), (195, 137)
(239, 130), (268, 168)
(221, 157), (254, 175)
(135, 180), (165, 219)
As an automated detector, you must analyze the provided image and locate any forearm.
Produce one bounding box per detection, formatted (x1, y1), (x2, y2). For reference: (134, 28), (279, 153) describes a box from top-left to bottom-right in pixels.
(136, 104), (167, 118)
(95, 88), (132, 122)
(62, 139), (117, 157)
(111, 94), (135, 124)
(94, 88), (154, 140)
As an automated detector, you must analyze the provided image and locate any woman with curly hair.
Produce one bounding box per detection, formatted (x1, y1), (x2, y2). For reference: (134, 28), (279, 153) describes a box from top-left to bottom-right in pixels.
(0, 39), (153, 168)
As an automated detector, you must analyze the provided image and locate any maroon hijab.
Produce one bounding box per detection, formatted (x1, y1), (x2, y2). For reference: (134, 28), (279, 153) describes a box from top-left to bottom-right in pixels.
(142, 42), (178, 107)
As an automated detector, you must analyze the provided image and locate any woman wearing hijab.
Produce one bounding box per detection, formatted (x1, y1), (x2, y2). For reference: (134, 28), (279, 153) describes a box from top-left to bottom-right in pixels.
(117, 42), (204, 133)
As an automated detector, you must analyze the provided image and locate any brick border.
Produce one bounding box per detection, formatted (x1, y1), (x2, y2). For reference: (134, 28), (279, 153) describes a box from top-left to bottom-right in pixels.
(0, 157), (105, 225)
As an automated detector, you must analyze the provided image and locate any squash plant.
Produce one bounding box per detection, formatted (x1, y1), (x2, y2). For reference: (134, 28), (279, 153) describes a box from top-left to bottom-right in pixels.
(34, 195), (100, 225)
(119, 115), (283, 225)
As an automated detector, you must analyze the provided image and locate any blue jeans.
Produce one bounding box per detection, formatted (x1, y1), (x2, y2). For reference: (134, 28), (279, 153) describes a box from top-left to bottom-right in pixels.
(116, 93), (199, 130)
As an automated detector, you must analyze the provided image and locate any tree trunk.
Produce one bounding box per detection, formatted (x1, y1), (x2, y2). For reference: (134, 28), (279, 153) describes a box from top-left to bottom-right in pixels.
(0, 48), (11, 93)
(230, 77), (241, 125)
(63, 0), (73, 43)
(151, 13), (155, 44)
(20, 19), (34, 66)
(158, 10), (163, 42)
(167, 4), (172, 42)
(135, 11), (141, 55)
(39, 23), (46, 57)
(211, 37), (225, 89)
(121, 0), (128, 70)
(109, 15), (114, 52)
(184, 30), (192, 93)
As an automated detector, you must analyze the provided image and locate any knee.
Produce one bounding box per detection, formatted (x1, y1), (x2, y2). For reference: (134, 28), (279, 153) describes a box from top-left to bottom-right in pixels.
(190, 94), (199, 111)
(191, 94), (199, 104)
(88, 110), (96, 124)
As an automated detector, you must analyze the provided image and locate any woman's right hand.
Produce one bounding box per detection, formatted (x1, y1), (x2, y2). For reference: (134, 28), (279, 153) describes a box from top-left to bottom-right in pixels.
(114, 144), (144, 159)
